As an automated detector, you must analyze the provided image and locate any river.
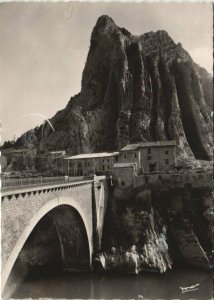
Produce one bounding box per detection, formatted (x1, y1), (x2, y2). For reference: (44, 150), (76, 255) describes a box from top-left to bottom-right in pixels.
(3, 261), (213, 299)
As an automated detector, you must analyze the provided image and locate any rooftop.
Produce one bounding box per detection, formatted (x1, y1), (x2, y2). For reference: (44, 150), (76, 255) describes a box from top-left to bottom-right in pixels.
(49, 151), (66, 154)
(2, 148), (29, 154)
(64, 152), (119, 160)
(121, 140), (176, 151)
(120, 144), (140, 151)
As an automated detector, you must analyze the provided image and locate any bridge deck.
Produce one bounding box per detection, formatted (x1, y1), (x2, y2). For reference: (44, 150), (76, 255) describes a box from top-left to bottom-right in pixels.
(1, 179), (94, 197)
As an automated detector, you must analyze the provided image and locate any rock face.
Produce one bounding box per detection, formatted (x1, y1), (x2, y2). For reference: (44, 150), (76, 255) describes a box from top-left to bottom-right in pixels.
(100, 181), (213, 273)
(15, 15), (212, 161)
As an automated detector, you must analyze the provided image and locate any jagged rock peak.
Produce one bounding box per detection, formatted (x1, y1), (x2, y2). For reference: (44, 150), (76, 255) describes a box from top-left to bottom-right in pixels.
(93, 16), (174, 44)
(95, 15), (116, 27)
(14, 15), (213, 162)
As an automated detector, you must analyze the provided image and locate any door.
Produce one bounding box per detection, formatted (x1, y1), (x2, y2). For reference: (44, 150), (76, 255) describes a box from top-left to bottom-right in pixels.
(149, 163), (157, 172)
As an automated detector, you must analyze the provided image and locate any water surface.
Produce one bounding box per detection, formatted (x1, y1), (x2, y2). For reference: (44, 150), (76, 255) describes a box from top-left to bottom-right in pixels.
(3, 262), (213, 299)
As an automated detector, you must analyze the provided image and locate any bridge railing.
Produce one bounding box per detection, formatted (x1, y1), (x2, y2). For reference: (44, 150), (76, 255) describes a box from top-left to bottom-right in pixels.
(1, 176), (91, 191)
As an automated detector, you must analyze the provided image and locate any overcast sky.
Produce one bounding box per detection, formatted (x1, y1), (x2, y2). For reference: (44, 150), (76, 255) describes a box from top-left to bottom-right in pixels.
(0, 2), (213, 143)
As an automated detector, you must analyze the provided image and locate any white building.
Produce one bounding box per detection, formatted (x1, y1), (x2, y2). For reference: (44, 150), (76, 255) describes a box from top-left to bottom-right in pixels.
(64, 152), (119, 176)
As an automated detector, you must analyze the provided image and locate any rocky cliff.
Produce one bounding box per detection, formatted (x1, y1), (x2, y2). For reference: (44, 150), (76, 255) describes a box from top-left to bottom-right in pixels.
(14, 15), (212, 161)
(98, 179), (213, 274)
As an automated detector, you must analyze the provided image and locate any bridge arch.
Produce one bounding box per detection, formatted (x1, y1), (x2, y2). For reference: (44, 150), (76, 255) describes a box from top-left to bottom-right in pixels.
(2, 196), (93, 292)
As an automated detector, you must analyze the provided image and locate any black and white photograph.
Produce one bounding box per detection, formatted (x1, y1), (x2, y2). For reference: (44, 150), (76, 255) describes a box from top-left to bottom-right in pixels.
(0, 1), (213, 299)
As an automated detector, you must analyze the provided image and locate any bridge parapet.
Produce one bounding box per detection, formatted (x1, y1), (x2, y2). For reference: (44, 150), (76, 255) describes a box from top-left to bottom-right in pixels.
(1, 179), (94, 200)
(2, 176), (92, 192)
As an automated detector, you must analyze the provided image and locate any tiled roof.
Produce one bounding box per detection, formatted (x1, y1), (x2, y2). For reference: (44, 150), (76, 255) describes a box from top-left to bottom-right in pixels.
(64, 152), (119, 160)
(113, 162), (137, 168)
(121, 140), (176, 151)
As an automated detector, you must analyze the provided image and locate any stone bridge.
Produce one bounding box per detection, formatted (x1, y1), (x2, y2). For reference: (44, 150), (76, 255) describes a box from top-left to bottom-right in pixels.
(1, 177), (109, 291)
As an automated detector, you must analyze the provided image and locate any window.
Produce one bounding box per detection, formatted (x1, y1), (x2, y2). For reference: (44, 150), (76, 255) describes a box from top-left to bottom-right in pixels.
(165, 159), (169, 165)
(108, 165), (110, 170)
(147, 156), (152, 160)
(148, 148), (151, 154)
(103, 159), (105, 162)
(149, 163), (157, 172)
(134, 152), (137, 158)
(107, 159), (109, 162)
(103, 166), (105, 171)
(115, 156), (118, 162)
(165, 151), (169, 155)
(121, 181), (125, 186)
(124, 154), (127, 159)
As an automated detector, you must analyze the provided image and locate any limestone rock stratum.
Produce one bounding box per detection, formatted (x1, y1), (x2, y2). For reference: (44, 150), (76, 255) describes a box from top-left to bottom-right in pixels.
(16, 15), (213, 161)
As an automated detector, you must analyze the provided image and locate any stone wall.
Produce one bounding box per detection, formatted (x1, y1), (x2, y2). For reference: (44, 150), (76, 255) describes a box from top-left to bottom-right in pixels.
(133, 172), (212, 189)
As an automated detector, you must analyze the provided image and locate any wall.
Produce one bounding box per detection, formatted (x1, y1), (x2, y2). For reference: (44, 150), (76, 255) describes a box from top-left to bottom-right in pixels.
(113, 166), (137, 187)
(118, 150), (140, 173)
(140, 146), (175, 172)
(133, 172), (212, 189)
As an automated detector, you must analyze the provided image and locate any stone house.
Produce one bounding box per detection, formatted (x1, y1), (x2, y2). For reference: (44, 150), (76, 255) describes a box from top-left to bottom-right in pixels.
(138, 141), (176, 173)
(112, 141), (176, 187)
(118, 144), (141, 174)
(112, 162), (137, 187)
(119, 141), (176, 174)
(63, 152), (119, 176)
(114, 140), (176, 176)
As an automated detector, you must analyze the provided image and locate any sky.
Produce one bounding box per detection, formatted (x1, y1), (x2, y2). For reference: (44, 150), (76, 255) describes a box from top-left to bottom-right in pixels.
(0, 2), (213, 143)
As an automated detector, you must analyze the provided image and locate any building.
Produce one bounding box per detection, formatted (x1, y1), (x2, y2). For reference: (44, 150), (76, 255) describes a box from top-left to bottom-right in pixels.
(64, 152), (119, 176)
(112, 162), (137, 187)
(46, 151), (66, 175)
(119, 141), (176, 174)
(2, 148), (37, 171)
(112, 141), (176, 187)
(0, 154), (7, 172)
(118, 144), (141, 173)
(138, 141), (176, 173)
